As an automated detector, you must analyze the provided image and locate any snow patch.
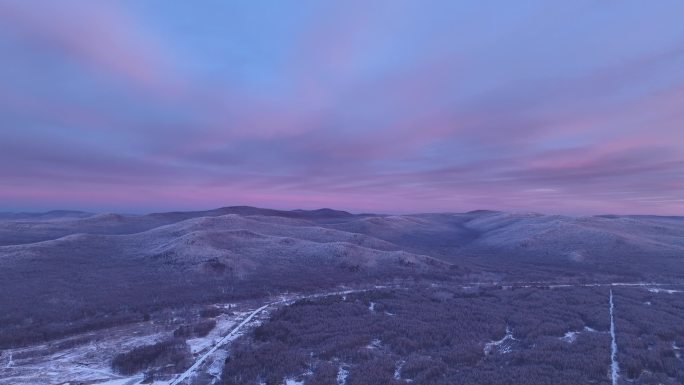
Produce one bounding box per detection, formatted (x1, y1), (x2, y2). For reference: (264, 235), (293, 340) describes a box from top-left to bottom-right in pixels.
(285, 378), (304, 385)
(207, 349), (228, 379)
(673, 342), (682, 359)
(368, 302), (376, 312)
(336, 365), (349, 385)
(394, 360), (405, 380)
(186, 314), (237, 354)
(561, 331), (579, 343)
(366, 338), (382, 349)
(484, 326), (517, 355)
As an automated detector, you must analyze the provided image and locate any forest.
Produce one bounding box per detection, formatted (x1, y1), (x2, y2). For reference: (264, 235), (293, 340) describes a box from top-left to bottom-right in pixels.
(221, 285), (622, 385)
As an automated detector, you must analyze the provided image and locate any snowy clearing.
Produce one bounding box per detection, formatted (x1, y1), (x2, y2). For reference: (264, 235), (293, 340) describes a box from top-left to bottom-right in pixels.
(484, 326), (517, 355)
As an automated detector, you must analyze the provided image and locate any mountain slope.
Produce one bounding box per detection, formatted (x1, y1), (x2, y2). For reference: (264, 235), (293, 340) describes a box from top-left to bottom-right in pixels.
(1, 206), (683, 349)
(0, 209), (452, 348)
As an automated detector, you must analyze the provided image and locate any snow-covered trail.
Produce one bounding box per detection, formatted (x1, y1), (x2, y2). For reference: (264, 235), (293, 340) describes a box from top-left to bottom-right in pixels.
(609, 289), (620, 385)
(166, 303), (270, 385)
(461, 281), (684, 289)
(165, 288), (373, 385)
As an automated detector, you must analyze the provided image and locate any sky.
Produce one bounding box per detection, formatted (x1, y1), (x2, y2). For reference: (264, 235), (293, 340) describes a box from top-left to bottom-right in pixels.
(1, 1), (684, 215)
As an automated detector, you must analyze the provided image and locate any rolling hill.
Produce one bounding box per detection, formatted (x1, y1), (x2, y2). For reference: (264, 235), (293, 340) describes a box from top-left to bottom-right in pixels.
(1, 206), (683, 348)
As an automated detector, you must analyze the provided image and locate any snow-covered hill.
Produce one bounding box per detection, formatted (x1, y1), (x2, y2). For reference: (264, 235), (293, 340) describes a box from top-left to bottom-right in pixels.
(1, 206), (683, 349)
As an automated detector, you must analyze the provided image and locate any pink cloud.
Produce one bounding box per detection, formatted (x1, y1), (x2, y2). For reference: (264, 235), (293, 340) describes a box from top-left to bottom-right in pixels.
(0, 1), (183, 97)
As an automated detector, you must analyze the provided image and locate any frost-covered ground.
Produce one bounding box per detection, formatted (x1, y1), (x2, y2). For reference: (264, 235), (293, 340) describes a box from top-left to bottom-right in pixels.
(0, 289), (372, 385)
(0, 302), (255, 385)
(0, 322), (166, 385)
(2, 207), (684, 384)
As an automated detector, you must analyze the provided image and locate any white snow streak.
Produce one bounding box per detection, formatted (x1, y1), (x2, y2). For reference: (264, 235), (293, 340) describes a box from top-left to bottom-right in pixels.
(561, 331), (579, 343)
(673, 342), (682, 359)
(464, 281), (684, 289)
(609, 290), (620, 385)
(92, 378), (141, 385)
(393, 360), (405, 380)
(366, 338), (382, 349)
(647, 287), (682, 294)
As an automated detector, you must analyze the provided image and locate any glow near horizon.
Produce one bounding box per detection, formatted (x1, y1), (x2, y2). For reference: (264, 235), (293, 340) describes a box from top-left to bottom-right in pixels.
(1, 1), (684, 215)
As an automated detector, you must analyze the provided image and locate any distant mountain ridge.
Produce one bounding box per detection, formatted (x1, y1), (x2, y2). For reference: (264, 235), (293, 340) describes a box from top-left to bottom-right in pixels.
(1, 205), (683, 348)
(0, 210), (94, 221)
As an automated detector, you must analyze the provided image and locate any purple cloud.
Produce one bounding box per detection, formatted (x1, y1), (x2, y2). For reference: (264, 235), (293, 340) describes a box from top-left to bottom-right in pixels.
(1, 1), (684, 214)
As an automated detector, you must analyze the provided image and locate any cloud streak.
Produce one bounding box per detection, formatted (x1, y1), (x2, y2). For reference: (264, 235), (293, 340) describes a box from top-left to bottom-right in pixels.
(1, 1), (684, 214)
